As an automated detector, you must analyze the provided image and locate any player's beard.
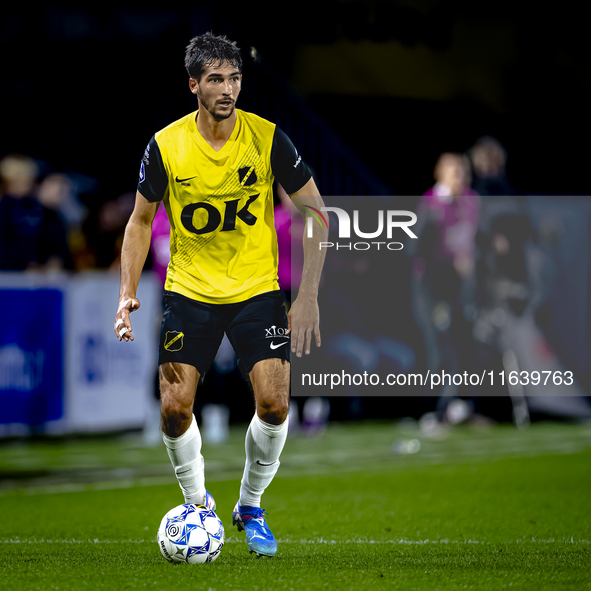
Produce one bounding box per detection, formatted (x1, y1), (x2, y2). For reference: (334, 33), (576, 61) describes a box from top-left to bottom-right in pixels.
(199, 93), (235, 122)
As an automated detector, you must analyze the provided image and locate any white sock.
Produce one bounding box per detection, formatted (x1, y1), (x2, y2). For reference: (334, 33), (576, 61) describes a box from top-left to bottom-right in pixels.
(239, 413), (288, 508)
(162, 414), (205, 505)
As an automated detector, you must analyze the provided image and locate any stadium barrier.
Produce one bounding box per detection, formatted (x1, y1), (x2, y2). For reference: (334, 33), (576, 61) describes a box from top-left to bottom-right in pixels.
(0, 271), (161, 437)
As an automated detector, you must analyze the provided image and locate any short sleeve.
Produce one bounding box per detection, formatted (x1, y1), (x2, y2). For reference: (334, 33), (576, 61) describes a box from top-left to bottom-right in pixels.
(270, 127), (313, 195)
(137, 136), (168, 202)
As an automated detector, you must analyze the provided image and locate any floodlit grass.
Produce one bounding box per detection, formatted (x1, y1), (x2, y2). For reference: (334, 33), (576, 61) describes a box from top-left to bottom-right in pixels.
(1, 421), (590, 590)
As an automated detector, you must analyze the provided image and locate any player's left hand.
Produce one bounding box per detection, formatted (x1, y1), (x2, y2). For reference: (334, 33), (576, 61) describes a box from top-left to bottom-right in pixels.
(287, 295), (321, 357)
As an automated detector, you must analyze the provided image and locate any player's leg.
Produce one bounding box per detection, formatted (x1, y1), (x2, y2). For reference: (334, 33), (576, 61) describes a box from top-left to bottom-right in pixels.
(158, 292), (224, 509)
(233, 359), (290, 556)
(239, 358), (290, 507)
(159, 361), (212, 507)
(225, 291), (291, 555)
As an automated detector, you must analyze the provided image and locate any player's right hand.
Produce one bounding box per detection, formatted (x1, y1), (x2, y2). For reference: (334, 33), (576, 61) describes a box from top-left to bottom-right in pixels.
(114, 296), (141, 342)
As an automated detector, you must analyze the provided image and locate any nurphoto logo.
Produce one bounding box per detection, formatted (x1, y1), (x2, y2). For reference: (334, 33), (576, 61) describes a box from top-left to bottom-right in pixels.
(303, 205), (418, 251)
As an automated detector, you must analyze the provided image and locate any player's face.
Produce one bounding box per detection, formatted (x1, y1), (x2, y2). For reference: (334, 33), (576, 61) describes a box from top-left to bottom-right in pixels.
(190, 63), (242, 122)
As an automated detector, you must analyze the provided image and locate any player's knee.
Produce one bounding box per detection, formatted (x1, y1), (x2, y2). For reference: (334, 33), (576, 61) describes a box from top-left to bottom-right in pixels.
(160, 397), (193, 437)
(257, 395), (289, 425)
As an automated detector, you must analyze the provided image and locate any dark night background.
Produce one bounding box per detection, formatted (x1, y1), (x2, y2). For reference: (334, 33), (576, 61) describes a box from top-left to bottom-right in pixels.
(1, 1), (588, 199)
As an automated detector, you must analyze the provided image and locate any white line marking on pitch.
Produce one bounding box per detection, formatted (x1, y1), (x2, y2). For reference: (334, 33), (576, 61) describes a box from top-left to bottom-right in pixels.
(1, 538), (589, 545)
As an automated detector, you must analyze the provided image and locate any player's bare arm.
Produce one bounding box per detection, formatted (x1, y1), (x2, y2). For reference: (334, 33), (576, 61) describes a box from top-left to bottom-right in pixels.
(287, 177), (328, 357)
(114, 191), (159, 342)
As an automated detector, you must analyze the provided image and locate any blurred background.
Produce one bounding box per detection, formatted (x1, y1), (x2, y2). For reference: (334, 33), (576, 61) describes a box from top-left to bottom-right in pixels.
(1, 1), (590, 443)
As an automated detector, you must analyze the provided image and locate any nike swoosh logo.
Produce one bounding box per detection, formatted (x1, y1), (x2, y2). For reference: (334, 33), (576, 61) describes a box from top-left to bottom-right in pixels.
(256, 460), (277, 466)
(175, 175), (197, 183)
(270, 341), (288, 350)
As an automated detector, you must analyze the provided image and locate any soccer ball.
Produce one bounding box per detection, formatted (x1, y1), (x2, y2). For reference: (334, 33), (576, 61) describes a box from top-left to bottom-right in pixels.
(157, 503), (224, 564)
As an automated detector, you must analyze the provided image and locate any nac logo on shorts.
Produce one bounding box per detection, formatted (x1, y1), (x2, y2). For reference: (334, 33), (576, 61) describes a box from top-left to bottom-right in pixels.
(164, 331), (184, 352)
(181, 194), (260, 235)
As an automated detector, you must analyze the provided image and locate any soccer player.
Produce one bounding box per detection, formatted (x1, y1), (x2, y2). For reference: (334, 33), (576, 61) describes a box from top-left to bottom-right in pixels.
(113, 32), (326, 557)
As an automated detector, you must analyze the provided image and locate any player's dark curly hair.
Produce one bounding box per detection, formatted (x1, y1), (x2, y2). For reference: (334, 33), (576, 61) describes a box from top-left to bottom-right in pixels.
(184, 32), (242, 81)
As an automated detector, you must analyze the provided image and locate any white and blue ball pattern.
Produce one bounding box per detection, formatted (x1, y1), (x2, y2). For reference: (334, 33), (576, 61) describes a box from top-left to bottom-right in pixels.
(157, 503), (224, 564)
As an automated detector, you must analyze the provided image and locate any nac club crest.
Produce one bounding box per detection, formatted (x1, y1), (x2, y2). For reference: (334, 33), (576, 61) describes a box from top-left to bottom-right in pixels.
(164, 331), (185, 352)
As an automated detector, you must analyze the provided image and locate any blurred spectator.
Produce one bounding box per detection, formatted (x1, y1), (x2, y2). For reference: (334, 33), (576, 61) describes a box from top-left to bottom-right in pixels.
(415, 152), (480, 279)
(0, 154), (73, 271)
(274, 182), (304, 305)
(94, 192), (136, 270)
(469, 135), (515, 196)
(37, 172), (86, 227)
(151, 202), (171, 286)
(408, 152), (480, 421)
(0, 154), (37, 198)
(37, 172), (91, 271)
(467, 131), (538, 426)
(468, 136), (532, 314)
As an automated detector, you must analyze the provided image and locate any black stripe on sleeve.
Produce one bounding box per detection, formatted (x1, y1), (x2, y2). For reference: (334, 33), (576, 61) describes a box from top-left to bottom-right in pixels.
(137, 136), (168, 202)
(270, 127), (312, 195)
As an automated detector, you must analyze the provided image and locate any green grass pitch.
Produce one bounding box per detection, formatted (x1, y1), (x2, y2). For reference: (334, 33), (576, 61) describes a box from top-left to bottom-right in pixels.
(1, 420), (590, 590)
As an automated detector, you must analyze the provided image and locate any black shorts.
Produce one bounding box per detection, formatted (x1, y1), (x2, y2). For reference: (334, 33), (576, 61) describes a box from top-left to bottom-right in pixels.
(159, 290), (290, 376)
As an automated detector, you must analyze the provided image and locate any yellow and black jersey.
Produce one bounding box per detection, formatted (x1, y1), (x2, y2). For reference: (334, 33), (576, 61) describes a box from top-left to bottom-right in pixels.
(137, 109), (312, 304)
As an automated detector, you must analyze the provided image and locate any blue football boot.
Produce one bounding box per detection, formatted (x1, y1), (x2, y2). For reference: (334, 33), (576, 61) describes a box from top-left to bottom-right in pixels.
(203, 490), (216, 512)
(232, 501), (277, 557)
